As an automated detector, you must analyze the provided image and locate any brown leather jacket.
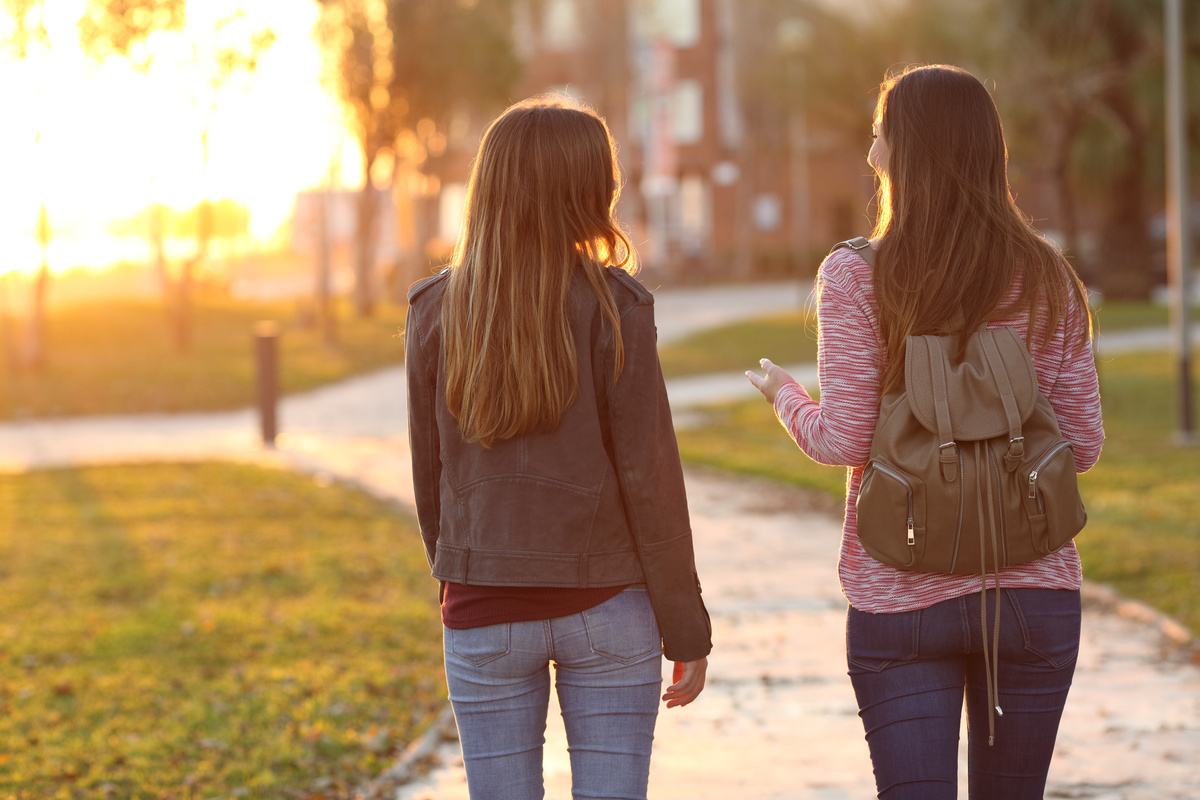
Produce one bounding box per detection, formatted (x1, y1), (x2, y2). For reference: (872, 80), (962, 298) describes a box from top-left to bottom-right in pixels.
(405, 266), (711, 661)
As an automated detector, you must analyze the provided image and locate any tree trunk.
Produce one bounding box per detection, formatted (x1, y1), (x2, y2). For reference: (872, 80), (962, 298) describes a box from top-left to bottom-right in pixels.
(1050, 106), (1087, 280)
(173, 199), (210, 353)
(0, 272), (16, 373)
(22, 205), (52, 370)
(390, 162), (420, 304)
(1094, 90), (1153, 300)
(21, 261), (49, 370)
(151, 203), (168, 296)
(172, 264), (193, 352)
(354, 173), (380, 317)
(316, 186), (338, 347)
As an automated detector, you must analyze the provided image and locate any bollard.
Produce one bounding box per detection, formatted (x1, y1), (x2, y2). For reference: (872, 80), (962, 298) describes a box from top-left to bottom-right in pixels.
(254, 321), (279, 447)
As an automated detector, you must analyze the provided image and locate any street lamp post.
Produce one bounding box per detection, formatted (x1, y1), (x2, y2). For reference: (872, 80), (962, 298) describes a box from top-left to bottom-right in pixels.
(1165, 0), (1195, 443)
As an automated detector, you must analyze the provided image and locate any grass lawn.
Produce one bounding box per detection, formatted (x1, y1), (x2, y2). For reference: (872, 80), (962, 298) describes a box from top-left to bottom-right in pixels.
(657, 299), (1179, 379)
(1, 297), (406, 420)
(658, 311), (816, 379)
(669, 336), (1199, 636)
(0, 294), (1176, 416)
(0, 462), (443, 800)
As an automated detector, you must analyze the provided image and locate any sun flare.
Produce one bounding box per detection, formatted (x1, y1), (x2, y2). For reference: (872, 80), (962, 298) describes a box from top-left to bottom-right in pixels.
(0, 0), (363, 276)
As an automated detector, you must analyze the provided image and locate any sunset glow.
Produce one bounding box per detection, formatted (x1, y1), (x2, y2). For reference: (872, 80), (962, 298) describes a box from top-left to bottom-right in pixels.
(0, 0), (364, 275)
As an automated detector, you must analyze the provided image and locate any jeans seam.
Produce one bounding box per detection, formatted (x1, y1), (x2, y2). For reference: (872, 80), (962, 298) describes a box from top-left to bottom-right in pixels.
(958, 596), (972, 652)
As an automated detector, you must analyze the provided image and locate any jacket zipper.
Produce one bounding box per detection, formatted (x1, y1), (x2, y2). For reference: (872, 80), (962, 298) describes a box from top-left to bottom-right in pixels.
(1027, 441), (1071, 512)
(871, 462), (915, 546)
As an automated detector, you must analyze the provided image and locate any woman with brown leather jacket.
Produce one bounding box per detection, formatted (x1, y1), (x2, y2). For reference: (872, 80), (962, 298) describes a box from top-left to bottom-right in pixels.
(405, 95), (711, 800)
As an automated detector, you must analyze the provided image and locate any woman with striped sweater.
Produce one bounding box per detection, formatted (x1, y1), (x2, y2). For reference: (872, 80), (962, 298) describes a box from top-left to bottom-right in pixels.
(748, 65), (1104, 799)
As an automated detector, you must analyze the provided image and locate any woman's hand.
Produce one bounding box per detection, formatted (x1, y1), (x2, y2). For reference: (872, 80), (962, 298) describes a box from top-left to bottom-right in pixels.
(746, 358), (795, 404)
(663, 658), (707, 708)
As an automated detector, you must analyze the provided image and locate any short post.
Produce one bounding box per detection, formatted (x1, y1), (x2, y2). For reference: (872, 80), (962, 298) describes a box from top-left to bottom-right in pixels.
(254, 321), (279, 447)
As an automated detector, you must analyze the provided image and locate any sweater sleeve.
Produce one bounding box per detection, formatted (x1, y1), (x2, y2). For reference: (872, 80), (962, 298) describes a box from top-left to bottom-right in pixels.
(773, 252), (883, 468)
(1046, 297), (1105, 473)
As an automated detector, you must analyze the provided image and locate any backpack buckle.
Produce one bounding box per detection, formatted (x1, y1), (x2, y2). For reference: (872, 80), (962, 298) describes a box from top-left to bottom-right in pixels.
(939, 442), (958, 482)
(1005, 436), (1025, 471)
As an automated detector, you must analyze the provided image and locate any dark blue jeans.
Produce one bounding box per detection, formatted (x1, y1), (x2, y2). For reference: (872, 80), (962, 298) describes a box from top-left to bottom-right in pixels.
(846, 588), (1081, 800)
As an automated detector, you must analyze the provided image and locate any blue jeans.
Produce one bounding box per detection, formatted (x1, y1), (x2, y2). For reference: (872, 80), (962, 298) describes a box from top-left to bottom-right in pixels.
(847, 588), (1081, 800)
(443, 586), (663, 800)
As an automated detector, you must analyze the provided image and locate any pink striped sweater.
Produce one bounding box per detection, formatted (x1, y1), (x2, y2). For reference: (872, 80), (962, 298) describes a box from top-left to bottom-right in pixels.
(774, 246), (1105, 613)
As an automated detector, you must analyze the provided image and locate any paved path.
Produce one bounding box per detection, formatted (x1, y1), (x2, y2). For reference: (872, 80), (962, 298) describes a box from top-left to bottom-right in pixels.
(0, 281), (1196, 799)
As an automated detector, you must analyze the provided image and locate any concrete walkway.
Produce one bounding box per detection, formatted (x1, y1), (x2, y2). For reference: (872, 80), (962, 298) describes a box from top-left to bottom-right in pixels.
(0, 282), (1196, 799)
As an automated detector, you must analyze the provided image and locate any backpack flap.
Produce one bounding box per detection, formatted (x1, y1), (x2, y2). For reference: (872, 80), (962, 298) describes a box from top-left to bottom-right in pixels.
(905, 327), (1039, 444)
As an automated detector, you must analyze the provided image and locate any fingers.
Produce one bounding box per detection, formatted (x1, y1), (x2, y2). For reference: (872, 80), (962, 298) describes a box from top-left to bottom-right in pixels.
(746, 358), (782, 402)
(663, 659), (708, 709)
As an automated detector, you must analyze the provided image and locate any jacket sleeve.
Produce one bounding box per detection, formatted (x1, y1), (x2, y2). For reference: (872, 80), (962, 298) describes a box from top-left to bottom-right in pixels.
(405, 306), (442, 575)
(606, 299), (712, 663)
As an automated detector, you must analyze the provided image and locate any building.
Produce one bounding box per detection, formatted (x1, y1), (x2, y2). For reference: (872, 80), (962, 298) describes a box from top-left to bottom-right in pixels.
(401, 0), (878, 287)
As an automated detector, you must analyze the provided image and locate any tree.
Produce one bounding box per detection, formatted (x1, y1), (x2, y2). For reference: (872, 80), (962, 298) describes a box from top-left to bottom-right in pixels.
(747, 0), (1200, 300)
(1, 0), (73, 369)
(731, 0), (987, 275)
(77, 0), (185, 68)
(77, 0), (273, 350)
(315, 0), (519, 315)
(990, 0), (1167, 299)
(109, 199), (252, 258)
(314, 0), (394, 322)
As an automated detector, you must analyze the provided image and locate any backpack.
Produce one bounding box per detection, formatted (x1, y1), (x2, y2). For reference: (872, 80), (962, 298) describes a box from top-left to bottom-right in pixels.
(837, 237), (1088, 574)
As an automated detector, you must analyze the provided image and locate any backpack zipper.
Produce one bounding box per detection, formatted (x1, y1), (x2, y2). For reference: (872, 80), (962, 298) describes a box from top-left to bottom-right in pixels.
(1027, 441), (1072, 511)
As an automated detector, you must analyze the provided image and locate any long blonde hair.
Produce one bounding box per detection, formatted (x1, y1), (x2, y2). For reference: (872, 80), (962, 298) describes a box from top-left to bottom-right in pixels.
(441, 96), (637, 448)
(869, 65), (1091, 394)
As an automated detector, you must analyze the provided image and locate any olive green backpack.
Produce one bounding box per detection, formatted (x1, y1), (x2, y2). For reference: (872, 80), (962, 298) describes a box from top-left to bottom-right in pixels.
(835, 237), (1087, 575)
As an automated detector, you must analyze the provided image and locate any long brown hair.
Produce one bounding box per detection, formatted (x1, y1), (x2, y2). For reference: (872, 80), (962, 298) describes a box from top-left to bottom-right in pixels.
(441, 95), (637, 448)
(869, 65), (1091, 394)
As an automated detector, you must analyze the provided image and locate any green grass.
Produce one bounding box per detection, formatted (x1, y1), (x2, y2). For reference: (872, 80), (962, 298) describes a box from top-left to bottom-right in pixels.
(676, 350), (1200, 635)
(657, 300), (1182, 379)
(677, 399), (846, 498)
(1090, 299), (1171, 332)
(1, 297), (406, 420)
(657, 311), (817, 379)
(0, 295), (1178, 417)
(0, 462), (443, 799)
(1078, 351), (1200, 632)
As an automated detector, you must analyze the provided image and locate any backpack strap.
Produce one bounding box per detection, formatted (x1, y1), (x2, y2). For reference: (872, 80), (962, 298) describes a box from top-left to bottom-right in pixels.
(979, 333), (1026, 471)
(830, 236), (875, 267)
(924, 338), (959, 482)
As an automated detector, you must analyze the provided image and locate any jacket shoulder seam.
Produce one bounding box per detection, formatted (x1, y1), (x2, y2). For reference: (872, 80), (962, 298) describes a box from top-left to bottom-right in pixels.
(408, 268), (450, 303)
(606, 267), (653, 308)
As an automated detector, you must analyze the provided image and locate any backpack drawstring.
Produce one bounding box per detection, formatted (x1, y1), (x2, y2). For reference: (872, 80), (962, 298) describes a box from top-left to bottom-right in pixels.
(975, 440), (1004, 746)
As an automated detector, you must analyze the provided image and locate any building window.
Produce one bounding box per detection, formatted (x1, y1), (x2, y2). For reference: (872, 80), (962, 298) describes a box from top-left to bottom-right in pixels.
(754, 194), (782, 232)
(439, 183), (467, 245)
(673, 79), (703, 144)
(660, 0), (700, 48)
(511, 1), (535, 59)
(544, 0), (582, 51)
(630, 0), (699, 48)
(678, 174), (710, 254)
